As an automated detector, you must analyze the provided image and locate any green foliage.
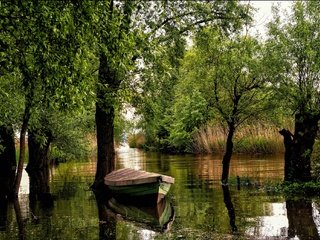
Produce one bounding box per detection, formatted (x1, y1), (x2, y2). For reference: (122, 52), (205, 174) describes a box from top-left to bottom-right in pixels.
(132, 1), (253, 152)
(0, 1), (96, 159)
(134, 35), (187, 151)
(199, 29), (267, 126)
(49, 109), (95, 163)
(162, 27), (268, 153)
(0, 1), (94, 112)
(168, 90), (208, 152)
(0, 73), (24, 127)
(266, 1), (320, 116)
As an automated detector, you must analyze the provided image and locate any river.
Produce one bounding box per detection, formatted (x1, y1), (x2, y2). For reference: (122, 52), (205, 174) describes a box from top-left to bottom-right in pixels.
(1, 145), (319, 239)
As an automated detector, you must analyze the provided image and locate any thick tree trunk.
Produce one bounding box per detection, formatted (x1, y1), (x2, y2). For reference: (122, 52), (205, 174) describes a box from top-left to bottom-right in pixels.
(95, 102), (116, 186)
(292, 113), (318, 181)
(0, 125), (16, 199)
(280, 113), (319, 182)
(93, 53), (120, 190)
(92, 1), (133, 191)
(221, 123), (235, 185)
(26, 127), (54, 208)
(26, 127), (52, 172)
(28, 167), (53, 210)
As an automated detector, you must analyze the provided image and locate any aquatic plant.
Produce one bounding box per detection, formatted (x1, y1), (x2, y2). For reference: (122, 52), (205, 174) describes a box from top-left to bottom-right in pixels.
(264, 181), (320, 197)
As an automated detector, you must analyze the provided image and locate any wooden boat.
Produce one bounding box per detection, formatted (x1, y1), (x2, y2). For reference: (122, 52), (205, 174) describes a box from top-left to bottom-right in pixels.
(104, 168), (175, 205)
(107, 197), (175, 232)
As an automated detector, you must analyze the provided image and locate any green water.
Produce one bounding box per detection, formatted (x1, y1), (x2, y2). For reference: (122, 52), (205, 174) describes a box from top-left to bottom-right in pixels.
(1, 146), (319, 239)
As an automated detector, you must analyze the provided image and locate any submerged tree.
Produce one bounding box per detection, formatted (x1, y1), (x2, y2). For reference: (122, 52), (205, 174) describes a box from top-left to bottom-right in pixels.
(132, 1), (253, 153)
(175, 28), (268, 184)
(266, 1), (320, 182)
(209, 35), (267, 184)
(0, 126), (16, 200)
(0, 1), (92, 198)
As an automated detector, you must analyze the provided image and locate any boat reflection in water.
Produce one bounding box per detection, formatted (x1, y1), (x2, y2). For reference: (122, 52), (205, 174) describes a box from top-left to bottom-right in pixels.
(107, 197), (175, 233)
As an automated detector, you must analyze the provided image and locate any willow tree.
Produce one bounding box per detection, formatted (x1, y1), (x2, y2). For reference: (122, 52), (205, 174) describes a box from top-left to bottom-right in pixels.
(127, 1), (252, 153)
(0, 1), (92, 198)
(210, 36), (267, 184)
(175, 28), (268, 184)
(266, 1), (320, 182)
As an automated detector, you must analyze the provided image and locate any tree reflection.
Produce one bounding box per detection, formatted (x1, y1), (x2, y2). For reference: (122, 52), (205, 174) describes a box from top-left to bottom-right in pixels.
(0, 196), (8, 231)
(13, 200), (26, 240)
(222, 185), (237, 233)
(95, 191), (117, 240)
(286, 198), (320, 240)
(28, 167), (54, 220)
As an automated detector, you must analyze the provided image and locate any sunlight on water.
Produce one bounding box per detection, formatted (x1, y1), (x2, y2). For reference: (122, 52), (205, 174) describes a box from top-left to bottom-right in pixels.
(117, 144), (147, 170)
(19, 168), (29, 194)
(246, 201), (320, 239)
(313, 202), (320, 236)
(138, 229), (156, 240)
(247, 203), (288, 238)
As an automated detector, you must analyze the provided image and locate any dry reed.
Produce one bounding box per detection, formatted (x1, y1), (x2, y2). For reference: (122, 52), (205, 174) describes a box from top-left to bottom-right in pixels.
(193, 123), (285, 154)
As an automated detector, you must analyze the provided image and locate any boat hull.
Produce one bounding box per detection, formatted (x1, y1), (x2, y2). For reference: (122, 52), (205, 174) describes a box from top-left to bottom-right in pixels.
(108, 181), (171, 205)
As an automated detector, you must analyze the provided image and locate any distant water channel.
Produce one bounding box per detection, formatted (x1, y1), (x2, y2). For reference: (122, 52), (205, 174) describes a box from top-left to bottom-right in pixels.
(1, 145), (320, 239)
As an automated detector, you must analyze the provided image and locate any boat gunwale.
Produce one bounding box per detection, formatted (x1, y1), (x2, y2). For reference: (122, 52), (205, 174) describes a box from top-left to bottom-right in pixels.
(104, 168), (175, 187)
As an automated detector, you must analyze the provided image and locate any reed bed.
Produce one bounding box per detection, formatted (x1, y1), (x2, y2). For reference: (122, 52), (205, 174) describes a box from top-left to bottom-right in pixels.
(193, 123), (285, 154)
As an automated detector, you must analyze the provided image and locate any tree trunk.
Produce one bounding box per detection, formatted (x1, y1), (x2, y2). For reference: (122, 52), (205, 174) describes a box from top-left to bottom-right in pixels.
(279, 129), (294, 181)
(29, 167), (53, 210)
(280, 113), (319, 182)
(26, 127), (52, 172)
(221, 123), (235, 185)
(13, 105), (31, 198)
(95, 101), (116, 187)
(292, 113), (318, 181)
(0, 125), (16, 199)
(92, 1), (133, 191)
(26, 127), (54, 208)
(93, 53), (120, 190)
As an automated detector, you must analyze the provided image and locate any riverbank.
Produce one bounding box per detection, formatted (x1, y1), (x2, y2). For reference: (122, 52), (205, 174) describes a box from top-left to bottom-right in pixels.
(128, 123), (286, 155)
